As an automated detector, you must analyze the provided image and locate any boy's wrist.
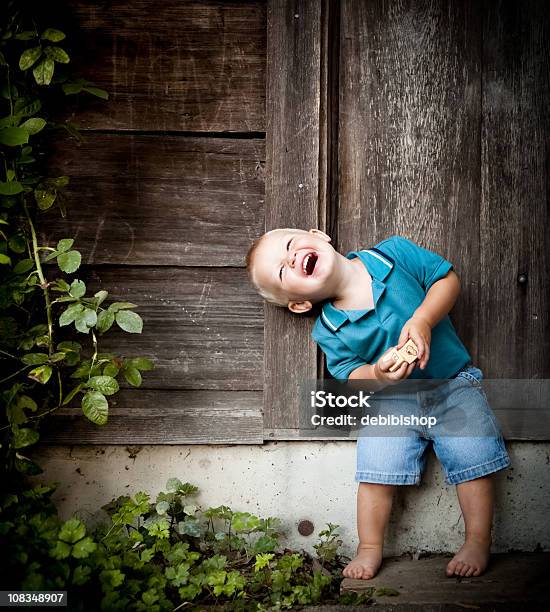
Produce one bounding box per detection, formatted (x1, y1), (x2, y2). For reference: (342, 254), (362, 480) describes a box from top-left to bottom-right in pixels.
(411, 312), (434, 328)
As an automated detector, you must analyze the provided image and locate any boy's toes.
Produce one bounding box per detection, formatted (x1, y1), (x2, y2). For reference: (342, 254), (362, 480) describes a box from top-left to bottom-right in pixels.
(446, 559), (459, 576)
(453, 561), (465, 576)
(459, 563), (471, 576)
(464, 566), (475, 577)
(350, 566), (362, 579)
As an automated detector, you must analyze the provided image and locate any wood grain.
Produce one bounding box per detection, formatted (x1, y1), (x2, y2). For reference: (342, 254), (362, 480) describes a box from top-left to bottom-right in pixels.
(480, 0), (550, 377)
(37, 134), (265, 267)
(41, 390), (263, 444)
(264, 0), (324, 428)
(337, 0), (482, 360)
(51, 0), (266, 132)
(44, 266), (264, 391)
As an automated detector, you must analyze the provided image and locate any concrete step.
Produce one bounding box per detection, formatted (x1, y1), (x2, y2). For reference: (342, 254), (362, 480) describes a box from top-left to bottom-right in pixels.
(336, 552), (549, 610)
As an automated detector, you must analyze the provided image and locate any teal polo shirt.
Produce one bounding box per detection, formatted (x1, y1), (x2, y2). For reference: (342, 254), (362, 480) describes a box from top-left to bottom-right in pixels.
(312, 235), (472, 380)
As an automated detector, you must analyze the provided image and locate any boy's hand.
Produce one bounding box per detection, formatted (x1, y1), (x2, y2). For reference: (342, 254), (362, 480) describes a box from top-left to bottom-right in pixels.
(397, 316), (432, 370)
(373, 347), (416, 383)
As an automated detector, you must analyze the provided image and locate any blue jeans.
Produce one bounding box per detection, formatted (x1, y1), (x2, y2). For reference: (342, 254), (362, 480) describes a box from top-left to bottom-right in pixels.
(355, 364), (511, 485)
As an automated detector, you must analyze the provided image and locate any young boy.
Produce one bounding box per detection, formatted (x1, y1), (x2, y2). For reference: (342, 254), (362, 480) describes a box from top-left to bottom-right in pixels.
(246, 228), (510, 580)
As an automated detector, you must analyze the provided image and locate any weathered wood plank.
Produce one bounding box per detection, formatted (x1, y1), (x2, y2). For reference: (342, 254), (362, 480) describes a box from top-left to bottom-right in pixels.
(264, 0), (324, 429)
(53, 0), (266, 132)
(44, 266), (264, 391)
(41, 390), (263, 444)
(338, 0), (481, 360)
(37, 135), (265, 267)
(480, 0), (550, 377)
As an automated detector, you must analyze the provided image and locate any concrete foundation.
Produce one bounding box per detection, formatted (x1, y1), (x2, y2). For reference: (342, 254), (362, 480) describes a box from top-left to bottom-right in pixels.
(30, 441), (550, 559)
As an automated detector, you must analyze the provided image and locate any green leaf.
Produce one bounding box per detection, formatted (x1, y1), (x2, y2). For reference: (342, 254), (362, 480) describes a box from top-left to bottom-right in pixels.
(57, 238), (74, 252)
(72, 536), (96, 559)
(123, 366), (142, 387)
(96, 310), (114, 334)
(13, 258), (34, 275)
(15, 31), (36, 41)
(17, 394), (38, 413)
(21, 352), (49, 365)
(103, 362), (119, 377)
(59, 303), (84, 326)
(93, 289), (108, 305)
(87, 375), (119, 396)
(50, 540), (71, 560)
(14, 99), (42, 117)
(166, 478), (183, 492)
(176, 519), (201, 537)
(33, 58), (55, 86)
(254, 553), (275, 572)
(0, 181), (24, 195)
(156, 501), (170, 515)
(57, 250), (81, 273)
(0, 127), (29, 146)
(12, 427), (40, 449)
(83, 86), (109, 100)
(75, 308), (97, 333)
(59, 518), (86, 544)
(41, 28), (66, 42)
(62, 81), (83, 95)
(52, 279), (71, 292)
(81, 391), (108, 425)
(20, 117), (47, 135)
(14, 453), (43, 475)
(108, 302), (138, 313)
(58, 340), (82, 352)
(69, 279), (86, 298)
(72, 565), (91, 585)
(19, 47), (42, 70)
(44, 46), (70, 64)
(62, 383), (84, 406)
(127, 357), (154, 371)
(34, 188), (56, 210)
(27, 364), (53, 384)
(8, 233), (27, 253)
(116, 310), (143, 334)
(48, 176), (69, 188)
(0, 253), (12, 265)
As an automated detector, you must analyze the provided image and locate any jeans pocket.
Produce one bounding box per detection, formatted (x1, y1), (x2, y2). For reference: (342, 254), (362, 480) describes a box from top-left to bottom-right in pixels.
(456, 366), (484, 389)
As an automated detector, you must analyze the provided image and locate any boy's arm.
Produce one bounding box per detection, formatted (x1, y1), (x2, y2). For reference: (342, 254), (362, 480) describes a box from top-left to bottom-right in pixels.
(411, 269), (461, 328)
(398, 269), (461, 369)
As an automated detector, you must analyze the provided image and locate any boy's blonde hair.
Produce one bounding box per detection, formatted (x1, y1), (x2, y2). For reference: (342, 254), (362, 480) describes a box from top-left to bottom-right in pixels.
(245, 232), (287, 306)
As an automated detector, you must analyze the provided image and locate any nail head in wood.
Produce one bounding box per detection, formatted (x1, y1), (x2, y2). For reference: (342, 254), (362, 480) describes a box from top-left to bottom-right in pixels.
(518, 273), (528, 284)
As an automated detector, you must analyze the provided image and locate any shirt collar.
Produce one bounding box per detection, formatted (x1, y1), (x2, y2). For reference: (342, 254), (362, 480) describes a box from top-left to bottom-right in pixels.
(320, 247), (394, 331)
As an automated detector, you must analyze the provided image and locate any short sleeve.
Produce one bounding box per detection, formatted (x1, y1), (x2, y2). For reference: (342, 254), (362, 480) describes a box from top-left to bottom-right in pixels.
(312, 326), (367, 380)
(379, 235), (454, 291)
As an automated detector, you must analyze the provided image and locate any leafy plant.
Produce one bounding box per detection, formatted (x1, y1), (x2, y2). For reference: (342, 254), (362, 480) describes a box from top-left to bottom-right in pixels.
(0, 479), (374, 611)
(0, 2), (154, 478)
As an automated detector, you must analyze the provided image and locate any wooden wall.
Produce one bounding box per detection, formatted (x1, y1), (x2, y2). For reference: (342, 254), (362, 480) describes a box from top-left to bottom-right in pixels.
(38, 0), (549, 443)
(39, 0), (267, 443)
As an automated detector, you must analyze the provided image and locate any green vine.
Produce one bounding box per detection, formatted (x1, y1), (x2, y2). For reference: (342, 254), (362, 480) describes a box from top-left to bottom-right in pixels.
(0, 2), (154, 479)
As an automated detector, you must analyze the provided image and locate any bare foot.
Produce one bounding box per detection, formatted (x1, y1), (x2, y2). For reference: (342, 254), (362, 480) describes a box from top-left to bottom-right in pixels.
(342, 543), (383, 580)
(446, 538), (491, 577)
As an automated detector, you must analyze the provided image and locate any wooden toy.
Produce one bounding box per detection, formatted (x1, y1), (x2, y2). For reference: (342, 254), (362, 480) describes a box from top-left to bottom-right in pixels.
(387, 338), (419, 372)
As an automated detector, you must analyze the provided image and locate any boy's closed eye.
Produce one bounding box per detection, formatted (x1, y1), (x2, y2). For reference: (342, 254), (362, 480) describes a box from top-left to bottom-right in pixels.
(279, 238), (293, 281)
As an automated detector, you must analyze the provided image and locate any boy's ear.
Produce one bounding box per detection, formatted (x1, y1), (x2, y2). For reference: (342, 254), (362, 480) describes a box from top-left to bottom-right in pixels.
(308, 228), (331, 242)
(288, 300), (313, 314)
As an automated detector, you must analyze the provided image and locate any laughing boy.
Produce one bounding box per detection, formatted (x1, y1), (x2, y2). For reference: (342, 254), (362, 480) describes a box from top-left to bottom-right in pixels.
(246, 228), (510, 580)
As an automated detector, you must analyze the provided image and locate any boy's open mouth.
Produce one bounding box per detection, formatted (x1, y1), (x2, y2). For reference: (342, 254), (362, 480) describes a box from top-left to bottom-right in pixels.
(302, 252), (318, 276)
